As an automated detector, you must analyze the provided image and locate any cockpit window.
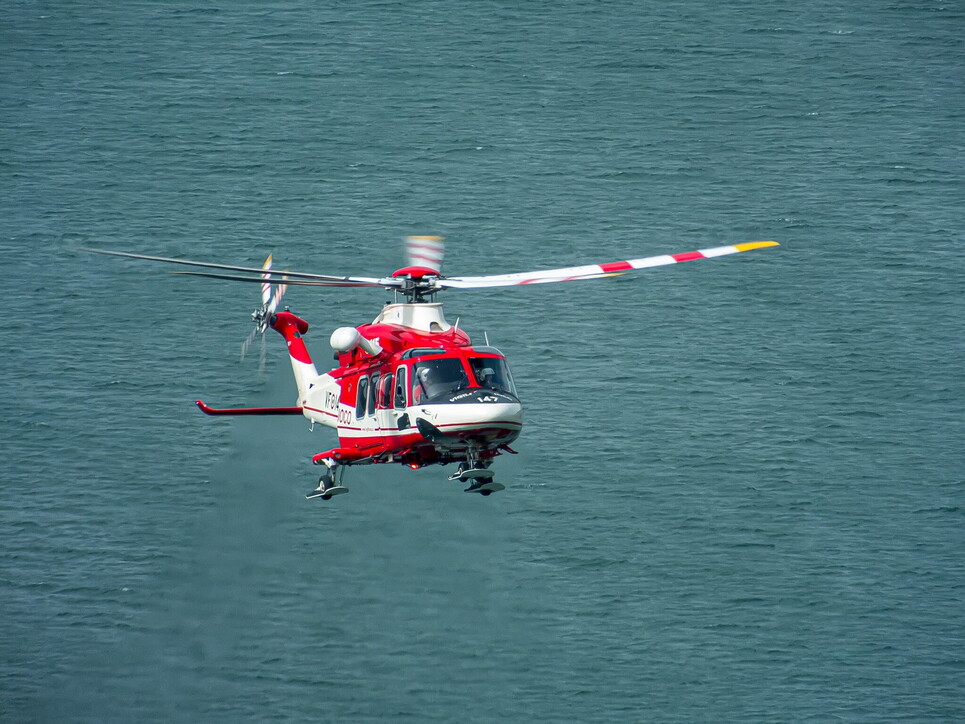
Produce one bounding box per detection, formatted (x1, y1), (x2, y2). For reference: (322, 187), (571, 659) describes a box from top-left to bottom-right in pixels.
(411, 358), (470, 403)
(469, 357), (517, 396)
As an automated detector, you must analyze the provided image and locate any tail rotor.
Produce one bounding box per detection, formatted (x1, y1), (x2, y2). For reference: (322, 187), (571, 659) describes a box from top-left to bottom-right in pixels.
(241, 254), (288, 372)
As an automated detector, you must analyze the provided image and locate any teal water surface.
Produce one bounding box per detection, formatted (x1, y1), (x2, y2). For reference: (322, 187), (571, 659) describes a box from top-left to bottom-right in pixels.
(2, 2), (963, 721)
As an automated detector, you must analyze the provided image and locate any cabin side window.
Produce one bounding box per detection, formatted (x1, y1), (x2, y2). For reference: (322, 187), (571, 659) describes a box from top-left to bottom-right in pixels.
(376, 372), (394, 409)
(367, 373), (380, 416)
(393, 367), (408, 409)
(355, 376), (369, 419)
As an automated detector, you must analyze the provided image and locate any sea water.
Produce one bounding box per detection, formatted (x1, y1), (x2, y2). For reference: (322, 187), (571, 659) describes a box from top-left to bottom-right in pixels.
(2, 2), (963, 721)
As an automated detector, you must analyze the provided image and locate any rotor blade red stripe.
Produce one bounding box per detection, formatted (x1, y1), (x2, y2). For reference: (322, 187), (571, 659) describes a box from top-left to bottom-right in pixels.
(671, 251), (706, 263)
(600, 261), (634, 273)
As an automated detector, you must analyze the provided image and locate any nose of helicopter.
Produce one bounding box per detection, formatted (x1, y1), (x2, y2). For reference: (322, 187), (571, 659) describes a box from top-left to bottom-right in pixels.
(414, 390), (523, 442)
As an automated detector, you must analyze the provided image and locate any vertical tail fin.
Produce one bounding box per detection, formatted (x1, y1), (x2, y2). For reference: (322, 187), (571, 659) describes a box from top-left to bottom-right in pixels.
(269, 310), (318, 401)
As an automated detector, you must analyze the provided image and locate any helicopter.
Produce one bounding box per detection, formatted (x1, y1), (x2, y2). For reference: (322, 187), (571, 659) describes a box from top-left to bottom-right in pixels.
(87, 236), (778, 499)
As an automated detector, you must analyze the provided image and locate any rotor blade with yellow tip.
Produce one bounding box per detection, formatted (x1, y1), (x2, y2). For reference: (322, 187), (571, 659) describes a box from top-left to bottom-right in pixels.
(435, 241), (779, 289)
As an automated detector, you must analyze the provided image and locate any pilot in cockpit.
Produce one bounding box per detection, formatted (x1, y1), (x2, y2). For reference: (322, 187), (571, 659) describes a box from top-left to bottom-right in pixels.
(412, 359), (469, 402)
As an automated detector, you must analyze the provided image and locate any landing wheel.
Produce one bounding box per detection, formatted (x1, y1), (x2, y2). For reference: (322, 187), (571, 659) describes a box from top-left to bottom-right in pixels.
(480, 489), (493, 497)
(306, 462), (349, 500)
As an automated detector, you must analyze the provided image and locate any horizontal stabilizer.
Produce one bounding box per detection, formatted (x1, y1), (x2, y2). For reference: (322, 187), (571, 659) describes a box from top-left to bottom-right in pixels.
(196, 400), (304, 416)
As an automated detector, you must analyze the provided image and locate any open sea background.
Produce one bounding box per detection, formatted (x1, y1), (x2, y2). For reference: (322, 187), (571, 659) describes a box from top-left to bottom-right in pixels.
(2, 1), (963, 721)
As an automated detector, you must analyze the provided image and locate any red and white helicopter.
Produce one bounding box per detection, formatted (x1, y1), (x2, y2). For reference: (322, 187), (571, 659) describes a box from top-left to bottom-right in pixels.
(88, 236), (778, 499)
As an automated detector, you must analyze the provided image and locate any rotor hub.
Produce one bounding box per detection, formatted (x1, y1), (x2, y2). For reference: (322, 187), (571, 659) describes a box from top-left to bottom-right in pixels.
(391, 267), (441, 303)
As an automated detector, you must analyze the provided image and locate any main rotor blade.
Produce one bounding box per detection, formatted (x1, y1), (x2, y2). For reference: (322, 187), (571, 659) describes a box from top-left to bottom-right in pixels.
(169, 270), (401, 288)
(435, 241), (779, 289)
(405, 235), (445, 274)
(83, 247), (371, 284)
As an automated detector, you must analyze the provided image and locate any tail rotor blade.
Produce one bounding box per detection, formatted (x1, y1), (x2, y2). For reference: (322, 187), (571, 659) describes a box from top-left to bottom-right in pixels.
(260, 254), (273, 307)
(268, 272), (288, 315)
(258, 332), (267, 374)
(243, 254), (278, 365)
(241, 326), (257, 362)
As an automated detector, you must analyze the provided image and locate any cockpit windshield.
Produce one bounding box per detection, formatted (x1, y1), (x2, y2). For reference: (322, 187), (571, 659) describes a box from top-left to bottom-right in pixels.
(411, 358), (470, 403)
(469, 357), (517, 396)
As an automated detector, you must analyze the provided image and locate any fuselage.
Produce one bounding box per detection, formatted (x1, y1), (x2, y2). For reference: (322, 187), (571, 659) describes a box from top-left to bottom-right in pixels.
(274, 303), (522, 468)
